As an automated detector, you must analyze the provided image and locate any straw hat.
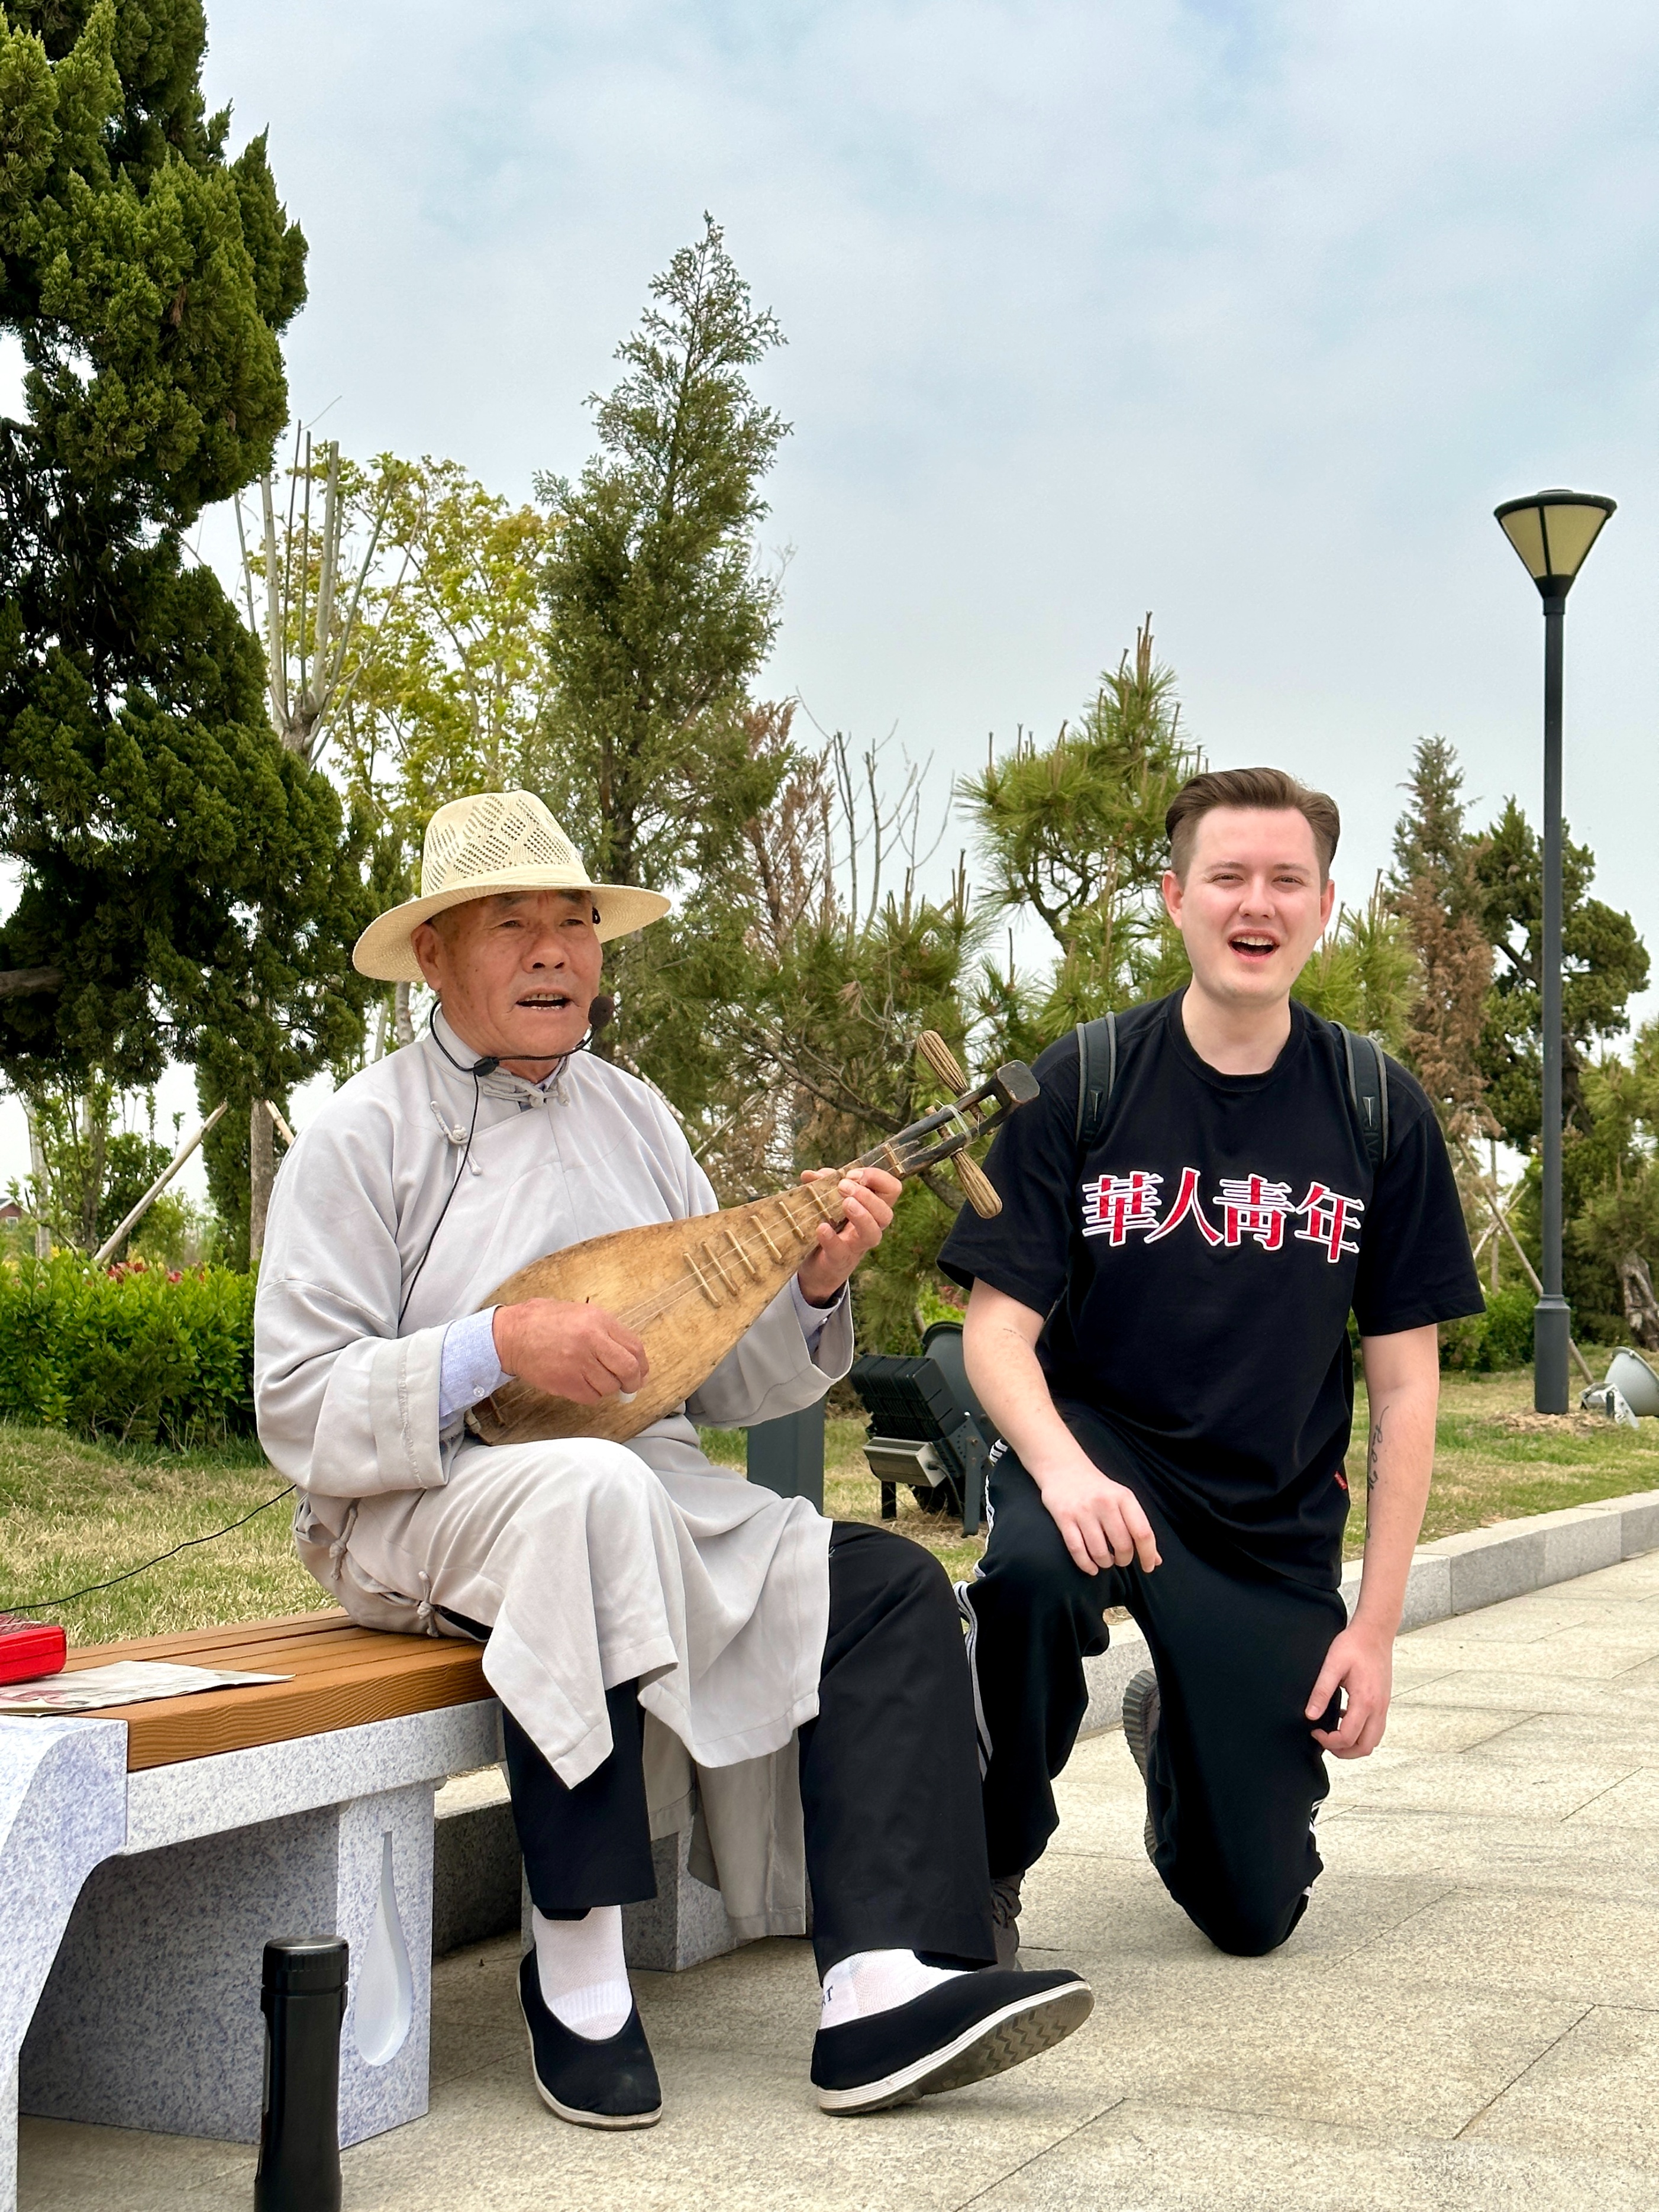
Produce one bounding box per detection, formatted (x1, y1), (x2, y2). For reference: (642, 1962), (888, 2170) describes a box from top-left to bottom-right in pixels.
(352, 791), (672, 985)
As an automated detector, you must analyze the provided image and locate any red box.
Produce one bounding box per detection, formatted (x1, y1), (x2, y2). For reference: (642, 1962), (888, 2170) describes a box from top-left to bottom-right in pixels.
(0, 1616), (67, 1684)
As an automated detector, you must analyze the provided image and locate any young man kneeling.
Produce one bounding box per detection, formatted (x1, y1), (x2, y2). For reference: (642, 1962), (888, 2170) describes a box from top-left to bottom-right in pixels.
(942, 768), (1481, 1962)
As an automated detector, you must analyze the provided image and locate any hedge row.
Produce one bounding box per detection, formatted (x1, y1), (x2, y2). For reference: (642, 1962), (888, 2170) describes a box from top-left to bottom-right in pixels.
(0, 1254), (1547, 1453)
(0, 1258), (257, 1447)
(1438, 1282), (1537, 1373)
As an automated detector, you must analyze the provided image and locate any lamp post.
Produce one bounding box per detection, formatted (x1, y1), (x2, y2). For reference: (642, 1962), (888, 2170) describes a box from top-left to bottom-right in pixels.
(1493, 489), (1616, 1413)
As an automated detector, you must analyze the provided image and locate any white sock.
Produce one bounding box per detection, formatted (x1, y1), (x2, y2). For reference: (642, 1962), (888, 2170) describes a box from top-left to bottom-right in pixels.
(532, 1905), (632, 2041)
(819, 1949), (966, 2030)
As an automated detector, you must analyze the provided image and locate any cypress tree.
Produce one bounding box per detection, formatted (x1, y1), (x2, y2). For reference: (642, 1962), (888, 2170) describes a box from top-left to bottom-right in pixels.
(0, 0), (372, 1109)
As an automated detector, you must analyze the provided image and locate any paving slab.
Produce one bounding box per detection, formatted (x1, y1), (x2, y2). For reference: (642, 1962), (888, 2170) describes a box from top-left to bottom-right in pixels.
(22, 1547), (1659, 2210)
(1339, 1887), (1659, 2008)
(971, 2100), (1659, 2211)
(1464, 2005), (1659, 2169)
(1321, 1747), (1638, 1818)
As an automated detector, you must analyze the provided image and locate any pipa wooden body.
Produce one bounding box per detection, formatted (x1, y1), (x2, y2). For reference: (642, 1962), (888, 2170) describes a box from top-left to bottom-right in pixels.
(467, 1041), (1040, 1449)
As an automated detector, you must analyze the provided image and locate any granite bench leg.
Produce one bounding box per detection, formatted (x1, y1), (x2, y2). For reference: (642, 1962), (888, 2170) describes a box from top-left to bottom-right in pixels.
(20, 1778), (435, 2151)
(0, 1719), (127, 2212)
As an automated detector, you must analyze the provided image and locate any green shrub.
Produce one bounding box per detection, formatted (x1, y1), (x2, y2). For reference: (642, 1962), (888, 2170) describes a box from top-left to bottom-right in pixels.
(1439, 1283), (1536, 1373)
(0, 1257), (256, 1447)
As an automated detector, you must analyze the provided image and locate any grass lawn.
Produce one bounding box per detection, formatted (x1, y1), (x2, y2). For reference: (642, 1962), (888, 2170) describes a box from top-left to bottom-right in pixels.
(4, 1361), (1658, 1647)
(0, 1429), (322, 1647)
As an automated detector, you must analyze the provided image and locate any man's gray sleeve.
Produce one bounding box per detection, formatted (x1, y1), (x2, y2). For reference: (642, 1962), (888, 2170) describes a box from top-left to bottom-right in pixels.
(255, 1123), (450, 1501)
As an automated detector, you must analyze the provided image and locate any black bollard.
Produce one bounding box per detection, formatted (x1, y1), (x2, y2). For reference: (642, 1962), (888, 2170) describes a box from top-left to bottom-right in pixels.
(254, 1936), (348, 2212)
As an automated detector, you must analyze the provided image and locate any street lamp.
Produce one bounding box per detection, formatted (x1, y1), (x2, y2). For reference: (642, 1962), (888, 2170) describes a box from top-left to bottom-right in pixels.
(1493, 488), (1616, 1413)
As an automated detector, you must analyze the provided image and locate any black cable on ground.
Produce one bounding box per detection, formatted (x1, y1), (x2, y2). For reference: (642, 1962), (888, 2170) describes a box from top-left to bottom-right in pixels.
(0, 1484), (298, 1615)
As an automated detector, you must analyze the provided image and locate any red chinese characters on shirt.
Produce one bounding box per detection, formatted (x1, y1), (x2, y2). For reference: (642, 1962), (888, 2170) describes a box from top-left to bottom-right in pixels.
(1082, 1171), (1164, 1244)
(1142, 1167), (1222, 1248)
(1079, 1167), (1365, 1261)
(1293, 1181), (1366, 1262)
(1216, 1174), (1296, 1249)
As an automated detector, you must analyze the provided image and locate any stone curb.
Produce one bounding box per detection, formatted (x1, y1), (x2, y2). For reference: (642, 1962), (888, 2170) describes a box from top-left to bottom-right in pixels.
(1076, 1485), (1659, 1740)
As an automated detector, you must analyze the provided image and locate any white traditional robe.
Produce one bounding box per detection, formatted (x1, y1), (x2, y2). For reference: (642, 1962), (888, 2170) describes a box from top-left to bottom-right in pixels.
(254, 1018), (851, 1936)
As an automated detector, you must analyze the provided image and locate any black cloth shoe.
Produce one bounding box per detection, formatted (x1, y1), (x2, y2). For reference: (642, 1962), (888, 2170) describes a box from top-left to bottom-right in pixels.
(812, 1966), (1092, 2114)
(1122, 1666), (1160, 1862)
(517, 1949), (662, 2129)
(989, 1874), (1024, 1968)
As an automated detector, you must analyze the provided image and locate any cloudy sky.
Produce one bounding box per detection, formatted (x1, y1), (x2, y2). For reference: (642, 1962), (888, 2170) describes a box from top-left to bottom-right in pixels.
(10, 0), (1659, 1193)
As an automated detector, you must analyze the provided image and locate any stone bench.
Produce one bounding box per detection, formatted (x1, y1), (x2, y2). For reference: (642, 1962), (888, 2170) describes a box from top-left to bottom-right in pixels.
(1, 1609), (740, 2212)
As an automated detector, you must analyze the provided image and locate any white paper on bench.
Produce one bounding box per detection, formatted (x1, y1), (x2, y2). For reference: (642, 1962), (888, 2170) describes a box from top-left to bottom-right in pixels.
(0, 1660), (291, 1714)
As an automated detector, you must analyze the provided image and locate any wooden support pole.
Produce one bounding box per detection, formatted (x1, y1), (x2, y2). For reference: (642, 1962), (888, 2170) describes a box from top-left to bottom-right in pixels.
(1457, 1142), (1595, 1387)
(92, 1102), (230, 1268)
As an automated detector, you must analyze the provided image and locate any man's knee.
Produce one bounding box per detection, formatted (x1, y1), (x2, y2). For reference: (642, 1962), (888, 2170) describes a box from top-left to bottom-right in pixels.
(506, 1438), (658, 1534)
(973, 1518), (1098, 1636)
(573, 1439), (656, 1499)
(1184, 1870), (1311, 1959)
(832, 1523), (957, 1620)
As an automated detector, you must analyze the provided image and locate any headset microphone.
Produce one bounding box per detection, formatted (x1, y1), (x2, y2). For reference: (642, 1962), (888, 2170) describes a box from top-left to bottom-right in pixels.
(588, 995), (615, 1039)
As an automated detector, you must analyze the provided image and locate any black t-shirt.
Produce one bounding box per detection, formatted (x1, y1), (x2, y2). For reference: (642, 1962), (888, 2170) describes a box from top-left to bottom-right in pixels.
(940, 993), (1483, 1587)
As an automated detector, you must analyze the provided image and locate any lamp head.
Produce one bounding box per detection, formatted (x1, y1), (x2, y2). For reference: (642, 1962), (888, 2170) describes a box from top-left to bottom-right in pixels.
(1495, 489), (1616, 600)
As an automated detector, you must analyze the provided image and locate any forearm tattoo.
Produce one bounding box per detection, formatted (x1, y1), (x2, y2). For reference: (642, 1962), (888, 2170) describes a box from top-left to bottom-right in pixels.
(1368, 1406), (1384, 1494)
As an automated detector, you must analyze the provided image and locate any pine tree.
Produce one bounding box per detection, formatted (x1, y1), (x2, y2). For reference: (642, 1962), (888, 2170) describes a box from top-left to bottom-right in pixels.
(960, 618), (1202, 1035)
(1474, 799), (1648, 1148)
(0, 0), (373, 1113)
(534, 216), (796, 1115)
(1387, 737), (1494, 1131)
(536, 214), (788, 895)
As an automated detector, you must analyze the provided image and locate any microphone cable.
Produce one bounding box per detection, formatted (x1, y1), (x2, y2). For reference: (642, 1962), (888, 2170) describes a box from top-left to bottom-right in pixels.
(0, 1482), (299, 1615)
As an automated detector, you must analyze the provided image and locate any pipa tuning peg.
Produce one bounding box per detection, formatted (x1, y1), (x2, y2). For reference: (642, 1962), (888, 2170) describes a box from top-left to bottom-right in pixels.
(916, 1030), (970, 1094)
(953, 1150), (1002, 1219)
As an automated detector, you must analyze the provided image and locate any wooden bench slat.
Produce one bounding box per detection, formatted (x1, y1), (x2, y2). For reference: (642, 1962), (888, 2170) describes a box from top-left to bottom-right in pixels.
(63, 1608), (352, 1663)
(70, 1627), (434, 1676)
(62, 1613), (492, 1772)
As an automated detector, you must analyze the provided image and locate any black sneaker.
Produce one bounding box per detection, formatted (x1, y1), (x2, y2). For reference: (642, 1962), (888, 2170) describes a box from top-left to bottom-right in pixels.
(989, 1874), (1024, 1968)
(812, 1966), (1092, 2115)
(1122, 1666), (1160, 1862)
(517, 1949), (663, 2129)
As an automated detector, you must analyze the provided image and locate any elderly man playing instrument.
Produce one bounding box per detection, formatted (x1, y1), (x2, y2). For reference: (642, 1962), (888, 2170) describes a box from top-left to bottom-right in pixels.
(255, 790), (1090, 2129)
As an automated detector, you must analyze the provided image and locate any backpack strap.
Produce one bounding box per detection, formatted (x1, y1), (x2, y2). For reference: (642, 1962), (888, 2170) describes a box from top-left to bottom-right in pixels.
(1074, 1012), (1119, 1147)
(1336, 1022), (1390, 1172)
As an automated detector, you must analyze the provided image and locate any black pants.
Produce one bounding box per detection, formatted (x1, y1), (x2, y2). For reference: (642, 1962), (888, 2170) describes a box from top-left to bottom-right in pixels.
(450, 1523), (995, 1976)
(967, 1414), (1347, 1958)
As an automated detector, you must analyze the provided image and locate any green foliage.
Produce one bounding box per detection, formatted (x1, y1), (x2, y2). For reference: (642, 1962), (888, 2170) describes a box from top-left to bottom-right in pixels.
(199, 1085), (292, 1271)
(0, 0), (376, 1101)
(1474, 798), (1648, 1149)
(1438, 1283), (1537, 1372)
(534, 217), (792, 1111)
(960, 620), (1201, 1033)
(536, 214), (788, 900)
(1559, 1023), (1659, 1343)
(1386, 738), (1494, 1131)
(315, 453), (561, 839)
(0, 0), (303, 521)
(0, 1255), (254, 1444)
(1290, 885), (1416, 1051)
(13, 1073), (172, 1252)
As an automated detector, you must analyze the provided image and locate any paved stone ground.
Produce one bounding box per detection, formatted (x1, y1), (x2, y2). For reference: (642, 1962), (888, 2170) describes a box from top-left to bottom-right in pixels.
(22, 1549), (1659, 2210)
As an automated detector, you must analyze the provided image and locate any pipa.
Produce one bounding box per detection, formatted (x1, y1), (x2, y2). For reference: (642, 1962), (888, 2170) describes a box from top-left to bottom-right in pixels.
(467, 1032), (1038, 1448)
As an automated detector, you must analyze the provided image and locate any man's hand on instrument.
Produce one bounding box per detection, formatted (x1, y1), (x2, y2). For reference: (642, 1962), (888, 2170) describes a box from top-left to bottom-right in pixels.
(492, 1298), (650, 1405)
(1032, 1451), (1161, 1576)
(795, 1165), (902, 1307)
